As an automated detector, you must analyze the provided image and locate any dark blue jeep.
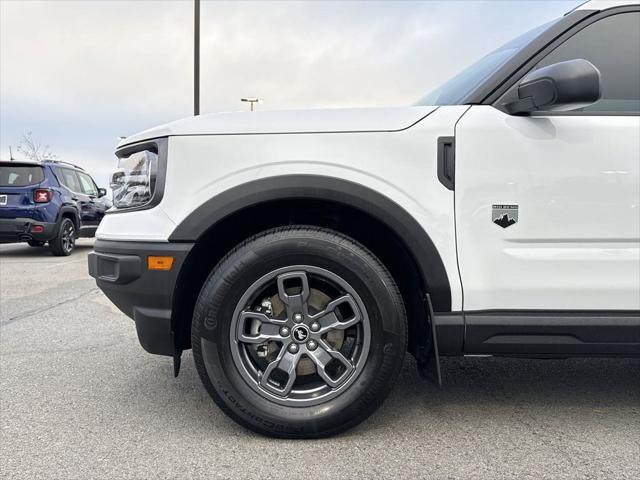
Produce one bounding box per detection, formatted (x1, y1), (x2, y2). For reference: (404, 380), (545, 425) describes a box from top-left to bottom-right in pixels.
(0, 160), (110, 255)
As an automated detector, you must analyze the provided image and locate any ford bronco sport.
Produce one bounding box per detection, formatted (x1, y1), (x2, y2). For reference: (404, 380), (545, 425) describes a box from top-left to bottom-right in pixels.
(89, 0), (640, 437)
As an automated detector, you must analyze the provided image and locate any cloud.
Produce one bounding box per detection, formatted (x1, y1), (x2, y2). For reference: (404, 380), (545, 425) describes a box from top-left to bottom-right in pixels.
(1, 0), (581, 186)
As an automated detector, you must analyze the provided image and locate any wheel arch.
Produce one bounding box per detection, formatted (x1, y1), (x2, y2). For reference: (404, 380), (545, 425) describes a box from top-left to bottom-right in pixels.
(57, 205), (80, 232)
(169, 174), (452, 353)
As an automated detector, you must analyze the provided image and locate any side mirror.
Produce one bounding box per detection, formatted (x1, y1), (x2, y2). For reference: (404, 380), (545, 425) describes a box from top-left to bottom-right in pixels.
(98, 188), (107, 198)
(505, 59), (601, 115)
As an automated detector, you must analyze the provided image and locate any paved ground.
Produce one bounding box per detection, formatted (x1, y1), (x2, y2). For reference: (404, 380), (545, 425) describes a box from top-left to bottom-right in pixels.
(1, 240), (639, 480)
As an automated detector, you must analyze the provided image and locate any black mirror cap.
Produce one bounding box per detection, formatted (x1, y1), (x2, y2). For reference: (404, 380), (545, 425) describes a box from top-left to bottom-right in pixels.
(506, 59), (601, 115)
(98, 188), (107, 198)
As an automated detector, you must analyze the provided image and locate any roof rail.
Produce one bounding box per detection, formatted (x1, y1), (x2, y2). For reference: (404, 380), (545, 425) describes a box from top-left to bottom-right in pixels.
(42, 159), (85, 171)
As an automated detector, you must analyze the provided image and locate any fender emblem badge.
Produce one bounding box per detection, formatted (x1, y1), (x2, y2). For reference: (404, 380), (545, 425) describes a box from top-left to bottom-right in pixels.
(492, 204), (518, 228)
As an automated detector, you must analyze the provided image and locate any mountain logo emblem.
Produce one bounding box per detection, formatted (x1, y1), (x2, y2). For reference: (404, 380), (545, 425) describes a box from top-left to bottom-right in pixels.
(492, 204), (518, 228)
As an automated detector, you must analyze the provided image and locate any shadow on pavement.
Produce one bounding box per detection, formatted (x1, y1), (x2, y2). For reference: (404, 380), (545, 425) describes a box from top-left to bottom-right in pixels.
(131, 352), (640, 436)
(0, 241), (94, 258)
(395, 355), (640, 407)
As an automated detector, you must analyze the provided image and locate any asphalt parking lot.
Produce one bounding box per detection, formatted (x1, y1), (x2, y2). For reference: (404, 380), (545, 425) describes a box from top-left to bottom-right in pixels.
(1, 240), (639, 480)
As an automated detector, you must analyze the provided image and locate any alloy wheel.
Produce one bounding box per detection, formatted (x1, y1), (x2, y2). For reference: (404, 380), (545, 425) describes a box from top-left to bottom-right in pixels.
(229, 265), (371, 406)
(62, 222), (75, 254)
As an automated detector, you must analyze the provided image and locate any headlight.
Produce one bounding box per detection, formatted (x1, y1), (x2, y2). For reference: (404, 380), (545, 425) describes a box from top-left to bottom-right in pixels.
(110, 148), (158, 209)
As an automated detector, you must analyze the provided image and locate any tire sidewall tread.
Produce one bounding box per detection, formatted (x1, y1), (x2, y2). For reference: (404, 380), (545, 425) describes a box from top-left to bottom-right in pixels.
(192, 226), (407, 438)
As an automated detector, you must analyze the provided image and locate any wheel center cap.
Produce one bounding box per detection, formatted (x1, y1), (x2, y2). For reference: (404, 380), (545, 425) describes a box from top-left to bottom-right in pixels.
(291, 325), (310, 343)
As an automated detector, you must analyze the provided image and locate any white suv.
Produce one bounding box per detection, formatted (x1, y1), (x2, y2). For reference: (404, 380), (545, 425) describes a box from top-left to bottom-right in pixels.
(89, 0), (640, 438)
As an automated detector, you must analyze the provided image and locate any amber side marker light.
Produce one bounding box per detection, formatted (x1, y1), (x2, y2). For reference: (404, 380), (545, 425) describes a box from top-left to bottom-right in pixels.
(147, 256), (175, 271)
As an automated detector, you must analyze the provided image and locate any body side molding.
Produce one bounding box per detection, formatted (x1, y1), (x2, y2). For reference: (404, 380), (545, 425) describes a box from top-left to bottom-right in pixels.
(463, 310), (640, 356)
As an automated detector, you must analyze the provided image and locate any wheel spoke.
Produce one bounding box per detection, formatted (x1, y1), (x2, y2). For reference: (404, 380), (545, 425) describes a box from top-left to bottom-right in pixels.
(307, 340), (355, 388)
(260, 346), (299, 396)
(310, 295), (361, 333)
(276, 271), (310, 318)
(236, 311), (286, 344)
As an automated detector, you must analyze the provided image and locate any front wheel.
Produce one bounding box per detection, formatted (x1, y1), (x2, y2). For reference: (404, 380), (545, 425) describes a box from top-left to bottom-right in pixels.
(192, 227), (407, 438)
(49, 218), (75, 256)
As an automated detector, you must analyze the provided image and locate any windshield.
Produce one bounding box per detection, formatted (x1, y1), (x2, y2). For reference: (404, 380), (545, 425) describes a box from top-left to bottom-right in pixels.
(416, 19), (560, 106)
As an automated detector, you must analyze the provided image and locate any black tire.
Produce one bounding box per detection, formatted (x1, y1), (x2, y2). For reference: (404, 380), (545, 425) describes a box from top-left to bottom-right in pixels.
(49, 218), (75, 256)
(27, 240), (45, 247)
(192, 226), (407, 438)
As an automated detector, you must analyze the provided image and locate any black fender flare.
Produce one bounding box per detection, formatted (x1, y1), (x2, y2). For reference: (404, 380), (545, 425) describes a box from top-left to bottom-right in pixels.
(57, 205), (80, 231)
(169, 175), (452, 312)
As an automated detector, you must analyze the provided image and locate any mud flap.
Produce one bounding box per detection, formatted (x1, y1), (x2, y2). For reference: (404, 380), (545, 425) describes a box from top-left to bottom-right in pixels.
(173, 350), (182, 378)
(417, 294), (442, 387)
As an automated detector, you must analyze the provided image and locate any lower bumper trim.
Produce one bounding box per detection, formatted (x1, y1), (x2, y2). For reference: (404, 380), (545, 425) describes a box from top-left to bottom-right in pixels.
(88, 239), (194, 357)
(134, 307), (175, 356)
(0, 218), (56, 243)
(88, 251), (142, 284)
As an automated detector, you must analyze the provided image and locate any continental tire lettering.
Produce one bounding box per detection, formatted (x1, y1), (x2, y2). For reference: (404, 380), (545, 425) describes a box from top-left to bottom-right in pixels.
(221, 388), (304, 434)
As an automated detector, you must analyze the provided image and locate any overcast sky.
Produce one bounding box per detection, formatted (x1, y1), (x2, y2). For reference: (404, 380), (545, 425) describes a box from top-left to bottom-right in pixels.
(1, 0), (581, 186)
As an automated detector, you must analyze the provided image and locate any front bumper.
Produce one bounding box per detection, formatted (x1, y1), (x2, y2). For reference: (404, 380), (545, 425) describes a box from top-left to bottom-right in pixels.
(0, 218), (57, 243)
(88, 239), (193, 356)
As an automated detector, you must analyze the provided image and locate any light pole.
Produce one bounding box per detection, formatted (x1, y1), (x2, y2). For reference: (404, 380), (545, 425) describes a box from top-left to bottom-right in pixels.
(241, 97), (262, 111)
(194, 0), (200, 116)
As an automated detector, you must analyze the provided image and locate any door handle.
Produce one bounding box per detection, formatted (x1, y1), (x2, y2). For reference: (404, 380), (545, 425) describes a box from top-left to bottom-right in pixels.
(71, 196), (79, 201)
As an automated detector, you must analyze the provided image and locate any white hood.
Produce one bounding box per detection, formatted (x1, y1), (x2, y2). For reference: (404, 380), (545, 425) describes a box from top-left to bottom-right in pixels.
(118, 106), (438, 147)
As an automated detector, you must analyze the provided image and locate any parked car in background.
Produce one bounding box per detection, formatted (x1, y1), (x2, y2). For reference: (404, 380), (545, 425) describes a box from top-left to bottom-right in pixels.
(0, 160), (110, 255)
(90, 0), (639, 438)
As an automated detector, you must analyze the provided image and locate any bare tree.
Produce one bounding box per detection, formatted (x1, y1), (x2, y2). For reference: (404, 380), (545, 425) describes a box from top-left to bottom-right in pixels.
(16, 132), (57, 161)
